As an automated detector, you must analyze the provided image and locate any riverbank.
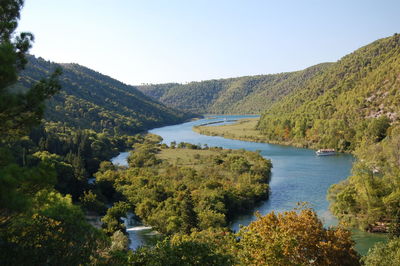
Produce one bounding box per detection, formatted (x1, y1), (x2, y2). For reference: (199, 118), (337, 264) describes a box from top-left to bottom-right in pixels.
(193, 118), (309, 148)
(193, 118), (359, 153)
(193, 118), (264, 141)
(127, 115), (387, 255)
(190, 116), (389, 255)
(110, 136), (272, 244)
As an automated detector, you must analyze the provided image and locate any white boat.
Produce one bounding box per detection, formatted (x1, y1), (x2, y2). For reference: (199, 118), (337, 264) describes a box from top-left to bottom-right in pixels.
(316, 149), (336, 156)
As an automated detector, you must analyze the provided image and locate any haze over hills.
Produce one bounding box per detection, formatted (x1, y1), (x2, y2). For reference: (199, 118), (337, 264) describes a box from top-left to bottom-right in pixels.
(137, 63), (332, 114)
(16, 56), (193, 135)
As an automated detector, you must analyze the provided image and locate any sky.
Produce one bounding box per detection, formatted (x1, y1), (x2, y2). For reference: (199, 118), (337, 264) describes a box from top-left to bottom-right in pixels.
(17, 0), (400, 85)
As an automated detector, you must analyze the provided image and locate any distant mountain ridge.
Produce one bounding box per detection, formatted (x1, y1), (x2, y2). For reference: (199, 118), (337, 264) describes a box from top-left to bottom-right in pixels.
(16, 56), (192, 135)
(137, 63), (332, 114)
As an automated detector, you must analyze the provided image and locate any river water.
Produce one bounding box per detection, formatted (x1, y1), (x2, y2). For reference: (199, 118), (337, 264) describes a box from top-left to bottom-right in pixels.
(111, 115), (387, 254)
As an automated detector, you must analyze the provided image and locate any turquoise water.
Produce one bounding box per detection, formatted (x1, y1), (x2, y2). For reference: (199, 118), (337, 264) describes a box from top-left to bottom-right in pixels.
(113, 115), (387, 254)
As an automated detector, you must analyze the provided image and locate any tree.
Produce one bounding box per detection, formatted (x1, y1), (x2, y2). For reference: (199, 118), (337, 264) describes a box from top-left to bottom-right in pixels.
(328, 127), (400, 229)
(0, 190), (108, 265)
(101, 201), (131, 235)
(179, 190), (198, 234)
(0, 0), (61, 213)
(238, 207), (360, 265)
(363, 237), (400, 266)
(0, 2), (110, 265)
(79, 190), (107, 214)
(129, 238), (233, 266)
(0, 0), (61, 139)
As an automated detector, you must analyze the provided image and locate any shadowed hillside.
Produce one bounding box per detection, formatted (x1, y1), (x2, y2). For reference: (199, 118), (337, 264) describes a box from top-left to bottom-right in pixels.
(16, 56), (193, 135)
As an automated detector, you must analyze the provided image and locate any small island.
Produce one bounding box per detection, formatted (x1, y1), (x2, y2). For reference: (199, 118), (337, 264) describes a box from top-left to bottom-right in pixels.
(97, 135), (272, 236)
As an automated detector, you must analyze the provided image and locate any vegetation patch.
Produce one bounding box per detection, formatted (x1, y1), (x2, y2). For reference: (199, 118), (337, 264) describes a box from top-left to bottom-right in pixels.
(156, 147), (220, 170)
(328, 126), (400, 232)
(257, 34), (400, 152)
(137, 63), (331, 114)
(97, 136), (272, 236)
(193, 118), (270, 142)
(17, 56), (193, 135)
(129, 207), (361, 265)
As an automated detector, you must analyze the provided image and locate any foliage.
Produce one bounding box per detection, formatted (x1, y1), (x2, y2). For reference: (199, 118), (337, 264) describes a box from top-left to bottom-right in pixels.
(137, 63), (331, 114)
(101, 201), (131, 235)
(3, 1), (397, 264)
(128, 237), (233, 266)
(194, 118), (272, 144)
(15, 56), (193, 136)
(79, 190), (107, 214)
(0, 190), (108, 265)
(245, 33), (400, 233)
(0, 2), (61, 140)
(110, 230), (129, 252)
(101, 139), (271, 235)
(170, 228), (238, 260)
(0, 2), (114, 264)
(237, 207), (360, 266)
(7, 124), (137, 202)
(328, 126), (400, 229)
(362, 237), (400, 266)
(124, 208), (361, 266)
(0, 0), (59, 215)
(257, 34), (400, 151)
(0, 158), (55, 217)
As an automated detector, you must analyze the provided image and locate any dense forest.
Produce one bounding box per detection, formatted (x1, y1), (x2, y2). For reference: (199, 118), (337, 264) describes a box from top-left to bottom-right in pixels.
(328, 127), (400, 231)
(0, 1), (192, 264)
(252, 34), (400, 233)
(15, 56), (193, 135)
(97, 138), (272, 235)
(177, 34), (400, 263)
(249, 34), (400, 262)
(257, 34), (400, 151)
(137, 63), (331, 114)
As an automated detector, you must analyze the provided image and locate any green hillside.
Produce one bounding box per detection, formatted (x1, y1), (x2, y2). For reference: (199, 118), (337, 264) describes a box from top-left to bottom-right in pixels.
(137, 63), (331, 114)
(17, 56), (192, 135)
(253, 34), (400, 232)
(257, 34), (400, 151)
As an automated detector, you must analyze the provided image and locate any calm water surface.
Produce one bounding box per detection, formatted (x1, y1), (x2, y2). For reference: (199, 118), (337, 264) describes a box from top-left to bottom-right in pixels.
(112, 115), (387, 254)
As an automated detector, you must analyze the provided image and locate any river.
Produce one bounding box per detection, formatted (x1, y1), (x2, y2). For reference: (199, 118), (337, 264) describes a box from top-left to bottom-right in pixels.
(111, 115), (387, 254)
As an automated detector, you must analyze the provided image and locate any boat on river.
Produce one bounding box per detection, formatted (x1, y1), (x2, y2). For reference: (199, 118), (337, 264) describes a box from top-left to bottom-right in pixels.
(316, 149), (336, 156)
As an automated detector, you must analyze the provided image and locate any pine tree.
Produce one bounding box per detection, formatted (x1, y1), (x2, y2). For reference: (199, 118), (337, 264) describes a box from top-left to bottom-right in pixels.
(0, 0), (61, 141)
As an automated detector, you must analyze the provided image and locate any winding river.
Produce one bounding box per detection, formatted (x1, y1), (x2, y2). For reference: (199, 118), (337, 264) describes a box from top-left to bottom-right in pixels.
(111, 115), (387, 254)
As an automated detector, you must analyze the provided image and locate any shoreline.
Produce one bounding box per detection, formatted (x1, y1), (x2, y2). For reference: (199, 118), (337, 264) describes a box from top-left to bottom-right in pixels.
(193, 118), (310, 148)
(193, 118), (355, 154)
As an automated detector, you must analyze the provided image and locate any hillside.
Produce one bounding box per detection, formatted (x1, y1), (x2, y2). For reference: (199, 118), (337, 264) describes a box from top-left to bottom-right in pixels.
(257, 34), (400, 151)
(16, 56), (192, 135)
(253, 34), (400, 232)
(137, 63), (332, 114)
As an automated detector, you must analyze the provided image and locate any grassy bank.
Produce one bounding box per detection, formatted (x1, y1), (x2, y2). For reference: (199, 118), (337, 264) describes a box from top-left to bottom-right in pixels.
(157, 148), (221, 171)
(193, 118), (310, 148)
(193, 118), (265, 141)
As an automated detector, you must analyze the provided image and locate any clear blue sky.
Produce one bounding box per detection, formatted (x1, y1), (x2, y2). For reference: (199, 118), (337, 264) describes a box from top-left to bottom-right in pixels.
(18, 0), (400, 85)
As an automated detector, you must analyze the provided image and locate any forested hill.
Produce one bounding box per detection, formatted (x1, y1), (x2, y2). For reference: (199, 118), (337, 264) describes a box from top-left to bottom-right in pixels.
(16, 56), (193, 135)
(257, 34), (400, 151)
(137, 63), (332, 114)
